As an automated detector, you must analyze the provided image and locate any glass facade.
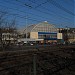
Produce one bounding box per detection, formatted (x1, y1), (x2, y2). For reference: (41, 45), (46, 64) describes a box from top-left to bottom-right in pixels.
(38, 32), (57, 40)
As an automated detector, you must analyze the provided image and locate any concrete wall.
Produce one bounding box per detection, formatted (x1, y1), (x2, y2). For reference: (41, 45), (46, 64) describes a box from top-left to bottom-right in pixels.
(30, 32), (38, 39)
(57, 33), (63, 39)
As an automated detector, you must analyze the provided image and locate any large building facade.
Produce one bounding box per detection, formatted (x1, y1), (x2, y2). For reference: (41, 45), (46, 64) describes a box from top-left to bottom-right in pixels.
(18, 21), (62, 44)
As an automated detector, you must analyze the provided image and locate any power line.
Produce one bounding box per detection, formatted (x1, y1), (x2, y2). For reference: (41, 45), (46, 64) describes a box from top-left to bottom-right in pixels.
(0, 1), (73, 26)
(0, 2), (57, 23)
(0, 10), (42, 23)
(34, 0), (48, 8)
(28, 0), (72, 20)
(0, 1), (46, 23)
(3, 0), (73, 22)
(13, 0), (74, 24)
(16, 0), (73, 20)
(48, 0), (75, 16)
(0, 0), (72, 26)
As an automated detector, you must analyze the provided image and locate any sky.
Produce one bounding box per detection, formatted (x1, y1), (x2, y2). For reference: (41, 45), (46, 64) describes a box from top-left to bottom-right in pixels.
(0, 0), (75, 29)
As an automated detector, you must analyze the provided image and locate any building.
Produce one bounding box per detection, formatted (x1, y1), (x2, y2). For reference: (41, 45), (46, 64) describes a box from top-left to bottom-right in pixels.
(18, 21), (63, 44)
(1, 27), (17, 45)
(58, 28), (75, 44)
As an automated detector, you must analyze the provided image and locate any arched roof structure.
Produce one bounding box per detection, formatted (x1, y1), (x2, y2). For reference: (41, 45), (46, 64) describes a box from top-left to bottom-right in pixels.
(23, 21), (58, 33)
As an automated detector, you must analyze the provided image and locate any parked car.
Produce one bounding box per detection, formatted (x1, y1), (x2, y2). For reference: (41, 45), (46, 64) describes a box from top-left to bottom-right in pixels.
(30, 43), (34, 45)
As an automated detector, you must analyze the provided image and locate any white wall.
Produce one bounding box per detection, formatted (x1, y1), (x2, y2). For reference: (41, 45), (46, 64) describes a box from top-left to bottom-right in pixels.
(57, 33), (63, 39)
(30, 32), (38, 39)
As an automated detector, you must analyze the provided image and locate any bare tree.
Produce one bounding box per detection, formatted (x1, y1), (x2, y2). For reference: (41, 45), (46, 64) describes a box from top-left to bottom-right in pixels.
(0, 12), (7, 50)
(7, 19), (18, 45)
(0, 12), (18, 50)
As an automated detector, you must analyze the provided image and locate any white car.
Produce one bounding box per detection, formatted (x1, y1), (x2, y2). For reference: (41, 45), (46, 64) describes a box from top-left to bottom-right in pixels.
(30, 43), (33, 45)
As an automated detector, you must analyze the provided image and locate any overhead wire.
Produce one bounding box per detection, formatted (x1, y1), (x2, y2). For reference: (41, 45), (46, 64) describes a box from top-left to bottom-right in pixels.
(14, 0), (74, 26)
(0, 0), (71, 25)
(33, 0), (74, 26)
(15, 0), (73, 21)
(0, 0), (74, 27)
(28, 0), (72, 20)
(0, 2), (58, 23)
(48, 0), (75, 16)
(0, 1), (52, 23)
(13, 0), (74, 26)
(0, 10), (42, 24)
(2, 0), (73, 22)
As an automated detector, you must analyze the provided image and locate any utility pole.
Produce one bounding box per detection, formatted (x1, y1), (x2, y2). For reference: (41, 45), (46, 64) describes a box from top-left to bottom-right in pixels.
(72, 30), (75, 41)
(25, 16), (27, 43)
(33, 54), (37, 75)
(0, 27), (3, 50)
(66, 26), (69, 44)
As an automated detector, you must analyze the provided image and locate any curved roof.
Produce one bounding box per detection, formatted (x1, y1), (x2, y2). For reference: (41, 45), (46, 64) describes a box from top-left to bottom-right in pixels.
(23, 21), (58, 33)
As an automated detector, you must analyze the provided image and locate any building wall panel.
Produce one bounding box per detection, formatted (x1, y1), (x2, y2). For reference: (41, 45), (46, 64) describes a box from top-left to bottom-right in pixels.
(30, 32), (38, 39)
